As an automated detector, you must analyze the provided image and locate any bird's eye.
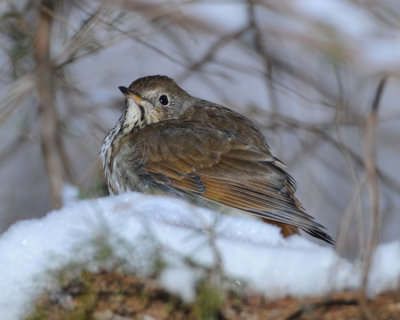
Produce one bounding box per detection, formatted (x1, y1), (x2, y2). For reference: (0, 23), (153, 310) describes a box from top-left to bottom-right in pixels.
(159, 95), (169, 105)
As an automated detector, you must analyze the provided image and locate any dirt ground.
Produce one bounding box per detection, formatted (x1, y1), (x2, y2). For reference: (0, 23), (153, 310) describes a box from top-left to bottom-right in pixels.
(27, 271), (400, 320)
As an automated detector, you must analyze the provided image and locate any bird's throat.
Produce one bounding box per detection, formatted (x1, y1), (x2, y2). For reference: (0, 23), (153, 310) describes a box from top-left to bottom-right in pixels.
(100, 98), (145, 194)
(124, 98), (145, 131)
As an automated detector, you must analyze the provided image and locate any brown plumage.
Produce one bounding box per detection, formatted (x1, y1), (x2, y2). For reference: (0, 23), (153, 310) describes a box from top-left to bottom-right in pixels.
(100, 75), (334, 244)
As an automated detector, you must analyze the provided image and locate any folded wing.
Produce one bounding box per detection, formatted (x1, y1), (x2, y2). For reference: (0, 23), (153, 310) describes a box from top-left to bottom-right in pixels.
(123, 121), (333, 244)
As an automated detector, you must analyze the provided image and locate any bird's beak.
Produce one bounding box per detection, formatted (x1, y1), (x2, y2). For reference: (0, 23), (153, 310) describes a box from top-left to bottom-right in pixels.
(118, 86), (143, 104)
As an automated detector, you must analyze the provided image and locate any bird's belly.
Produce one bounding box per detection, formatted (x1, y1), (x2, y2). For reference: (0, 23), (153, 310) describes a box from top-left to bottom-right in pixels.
(107, 155), (147, 195)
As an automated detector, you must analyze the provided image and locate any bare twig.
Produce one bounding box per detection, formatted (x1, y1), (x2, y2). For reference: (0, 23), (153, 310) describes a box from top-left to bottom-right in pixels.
(358, 77), (387, 320)
(0, 137), (25, 164)
(247, 0), (281, 119)
(177, 24), (251, 82)
(257, 112), (400, 193)
(35, 0), (64, 208)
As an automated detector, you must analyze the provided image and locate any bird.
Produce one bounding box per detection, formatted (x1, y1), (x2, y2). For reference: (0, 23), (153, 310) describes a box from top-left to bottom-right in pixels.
(100, 75), (334, 244)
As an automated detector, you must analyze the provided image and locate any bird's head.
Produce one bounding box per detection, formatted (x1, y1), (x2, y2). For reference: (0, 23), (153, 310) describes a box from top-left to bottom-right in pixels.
(119, 75), (190, 129)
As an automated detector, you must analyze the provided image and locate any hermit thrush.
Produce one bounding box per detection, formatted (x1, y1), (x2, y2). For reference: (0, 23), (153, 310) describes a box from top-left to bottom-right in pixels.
(100, 75), (334, 244)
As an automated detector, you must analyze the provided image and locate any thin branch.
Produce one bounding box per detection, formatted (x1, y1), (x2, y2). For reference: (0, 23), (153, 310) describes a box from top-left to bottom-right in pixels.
(35, 0), (64, 208)
(371, 77), (387, 113)
(177, 24), (251, 82)
(247, 0), (280, 118)
(359, 77), (387, 320)
(257, 112), (400, 193)
(0, 137), (25, 164)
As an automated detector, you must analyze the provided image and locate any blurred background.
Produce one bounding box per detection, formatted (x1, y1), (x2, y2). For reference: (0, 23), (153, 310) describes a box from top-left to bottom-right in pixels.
(0, 0), (399, 257)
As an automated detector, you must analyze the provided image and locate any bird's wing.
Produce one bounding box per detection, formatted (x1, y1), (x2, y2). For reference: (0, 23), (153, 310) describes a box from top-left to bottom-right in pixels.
(125, 121), (333, 244)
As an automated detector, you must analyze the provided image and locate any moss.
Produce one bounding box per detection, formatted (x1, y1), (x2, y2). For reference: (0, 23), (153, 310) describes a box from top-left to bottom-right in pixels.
(193, 281), (225, 320)
(25, 270), (196, 320)
(26, 271), (98, 320)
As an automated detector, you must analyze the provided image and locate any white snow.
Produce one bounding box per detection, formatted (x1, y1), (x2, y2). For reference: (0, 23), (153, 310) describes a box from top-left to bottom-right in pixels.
(61, 184), (80, 206)
(0, 192), (399, 319)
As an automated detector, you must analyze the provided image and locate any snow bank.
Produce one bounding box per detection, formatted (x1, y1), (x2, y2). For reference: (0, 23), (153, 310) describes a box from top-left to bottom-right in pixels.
(0, 192), (399, 319)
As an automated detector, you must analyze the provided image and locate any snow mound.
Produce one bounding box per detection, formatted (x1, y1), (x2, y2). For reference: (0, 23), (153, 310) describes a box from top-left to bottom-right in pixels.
(0, 192), (399, 320)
